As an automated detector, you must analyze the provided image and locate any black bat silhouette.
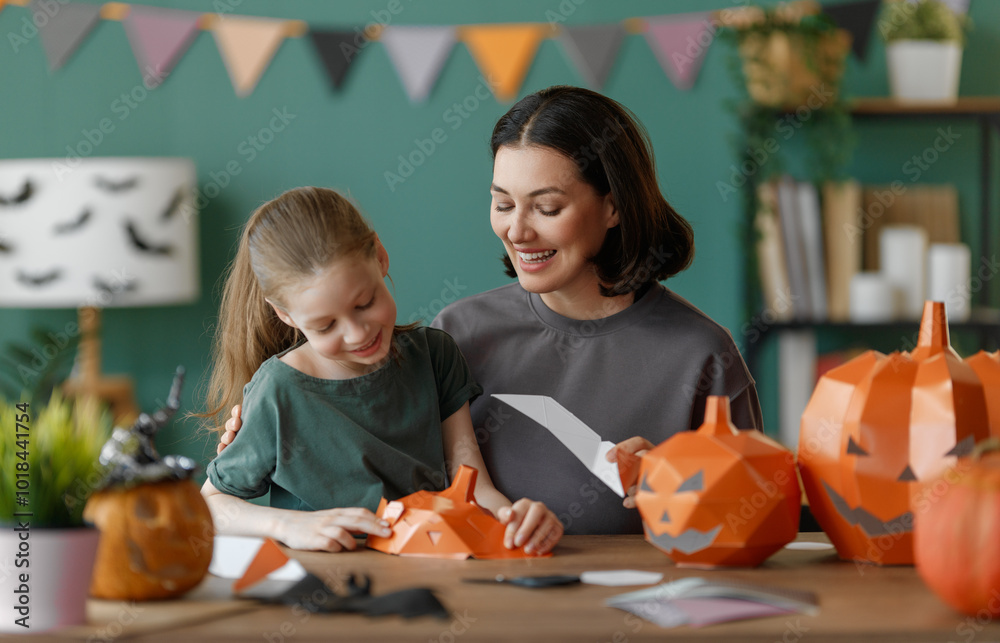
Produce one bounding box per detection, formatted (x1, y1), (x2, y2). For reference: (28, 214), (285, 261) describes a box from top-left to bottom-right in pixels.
(95, 176), (139, 192)
(125, 219), (173, 255)
(17, 268), (62, 287)
(53, 208), (92, 234)
(0, 180), (34, 205)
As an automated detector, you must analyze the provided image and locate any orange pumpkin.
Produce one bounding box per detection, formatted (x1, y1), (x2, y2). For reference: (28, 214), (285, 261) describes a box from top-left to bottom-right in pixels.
(367, 465), (542, 559)
(84, 479), (214, 600)
(635, 395), (799, 567)
(798, 301), (991, 565)
(914, 439), (1000, 616)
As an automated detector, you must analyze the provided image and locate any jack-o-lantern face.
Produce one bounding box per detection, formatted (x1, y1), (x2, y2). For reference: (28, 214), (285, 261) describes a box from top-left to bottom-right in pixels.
(798, 302), (990, 565)
(85, 479), (214, 600)
(636, 396), (799, 568)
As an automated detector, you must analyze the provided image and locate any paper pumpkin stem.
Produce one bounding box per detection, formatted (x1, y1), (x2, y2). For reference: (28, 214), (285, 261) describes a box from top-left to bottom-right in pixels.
(442, 465), (478, 503)
(914, 301), (954, 359)
(699, 396), (740, 438)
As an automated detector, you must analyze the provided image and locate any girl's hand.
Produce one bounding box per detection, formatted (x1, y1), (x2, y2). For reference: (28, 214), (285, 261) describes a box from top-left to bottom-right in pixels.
(275, 507), (392, 552)
(606, 436), (655, 509)
(216, 405), (243, 455)
(497, 499), (564, 555)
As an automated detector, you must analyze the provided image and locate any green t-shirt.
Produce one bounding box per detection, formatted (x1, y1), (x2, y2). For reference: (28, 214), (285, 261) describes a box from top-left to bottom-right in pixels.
(206, 327), (482, 512)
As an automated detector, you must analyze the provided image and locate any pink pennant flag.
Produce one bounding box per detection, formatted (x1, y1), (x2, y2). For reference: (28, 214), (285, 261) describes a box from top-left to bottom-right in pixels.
(212, 16), (290, 97)
(122, 6), (201, 88)
(644, 13), (716, 91)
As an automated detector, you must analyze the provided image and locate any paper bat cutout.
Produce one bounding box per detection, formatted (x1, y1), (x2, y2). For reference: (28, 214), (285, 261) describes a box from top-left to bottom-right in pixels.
(0, 180), (34, 205)
(95, 175), (139, 192)
(125, 220), (173, 255)
(53, 208), (92, 234)
(492, 394), (640, 497)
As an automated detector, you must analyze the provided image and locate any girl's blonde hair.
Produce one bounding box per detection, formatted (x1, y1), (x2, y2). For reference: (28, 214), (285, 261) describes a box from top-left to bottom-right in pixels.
(199, 187), (401, 434)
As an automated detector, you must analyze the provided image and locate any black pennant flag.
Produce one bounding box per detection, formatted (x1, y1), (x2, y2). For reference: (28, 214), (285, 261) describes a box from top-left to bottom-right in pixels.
(823, 0), (882, 61)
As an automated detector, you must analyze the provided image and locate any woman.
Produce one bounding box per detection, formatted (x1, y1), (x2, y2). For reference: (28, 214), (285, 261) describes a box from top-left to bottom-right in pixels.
(220, 85), (762, 535)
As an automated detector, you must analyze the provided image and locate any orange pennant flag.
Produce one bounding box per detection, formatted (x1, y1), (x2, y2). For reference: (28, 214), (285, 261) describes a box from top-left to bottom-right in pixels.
(210, 15), (290, 97)
(232, 538), (289, 593)
(459, 24), (550, 102)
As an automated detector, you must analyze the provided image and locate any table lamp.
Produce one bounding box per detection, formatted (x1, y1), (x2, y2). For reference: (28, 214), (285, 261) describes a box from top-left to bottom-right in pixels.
(0, 157), (199, 423)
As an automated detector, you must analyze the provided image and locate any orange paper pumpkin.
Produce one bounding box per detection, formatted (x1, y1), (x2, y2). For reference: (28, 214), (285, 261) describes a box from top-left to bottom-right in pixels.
(366, 465), (543, 559)
(967, 350), (1000, 437)
(798, 302), (991, 565)
(84, 479), (214, 600)
(635, 396), (799, 567)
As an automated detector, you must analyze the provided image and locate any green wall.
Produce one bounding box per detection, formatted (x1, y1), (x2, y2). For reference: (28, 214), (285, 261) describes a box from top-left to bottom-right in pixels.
(2, 0), (998, 469)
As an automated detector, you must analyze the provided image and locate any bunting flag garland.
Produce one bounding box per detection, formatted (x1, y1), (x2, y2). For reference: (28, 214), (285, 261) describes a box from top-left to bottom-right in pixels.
(559, 24), (626, 90)
(211, 15), (291, 97)
(33, 0), (102, 71)
(643, 13), (715, 91)
(310, 29), (368, 91)
(1, 1), (913, 98)
(381, 26), (456, 103)
(822, 0), (880, 61)
(122, 6), (201, 87)
(459, 24), (550, 102)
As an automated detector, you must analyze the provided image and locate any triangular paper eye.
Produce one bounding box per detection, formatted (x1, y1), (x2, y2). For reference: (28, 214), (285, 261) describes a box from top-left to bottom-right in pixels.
(898, 465), (917, 482)
(635, 396), (799, 568)
(676, 470), (704, 493)
(846, 436), (868, 456)
(946, 435), (975, 457)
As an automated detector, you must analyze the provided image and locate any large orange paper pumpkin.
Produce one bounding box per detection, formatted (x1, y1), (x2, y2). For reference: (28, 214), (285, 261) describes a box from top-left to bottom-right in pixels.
(367, 465), (543, 559)
(798, 301), (992, 565)
(635, 396), (799, 567)
(84, 479), (214, 600)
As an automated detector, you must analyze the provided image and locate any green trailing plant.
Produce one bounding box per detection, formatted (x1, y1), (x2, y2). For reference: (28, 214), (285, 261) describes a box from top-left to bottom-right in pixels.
(1, 392), (112, 527)
(879, 0), (971, 45)
(0, 324), (80, 403)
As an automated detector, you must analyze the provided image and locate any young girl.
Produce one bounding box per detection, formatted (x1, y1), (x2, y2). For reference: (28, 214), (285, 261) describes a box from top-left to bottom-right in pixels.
(200, 187), (562, 554)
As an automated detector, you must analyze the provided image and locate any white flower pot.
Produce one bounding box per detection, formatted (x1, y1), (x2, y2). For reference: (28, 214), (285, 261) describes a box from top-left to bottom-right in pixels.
(886, 40), (963, 102)
(0, 527), (100, 633)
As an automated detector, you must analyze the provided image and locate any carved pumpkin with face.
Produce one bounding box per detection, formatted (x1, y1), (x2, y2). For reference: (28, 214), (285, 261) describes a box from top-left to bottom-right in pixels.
(635, 396), (799, 567)
(84, 479), (214, 600)
(798, 302), (992, 565)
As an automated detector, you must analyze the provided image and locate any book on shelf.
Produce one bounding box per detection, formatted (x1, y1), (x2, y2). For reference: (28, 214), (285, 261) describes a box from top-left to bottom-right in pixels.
(822, 179), (863, 322)
(796, 180), (828, 321)
(776, 175), (811, 320)
(754, 180), (793, 322)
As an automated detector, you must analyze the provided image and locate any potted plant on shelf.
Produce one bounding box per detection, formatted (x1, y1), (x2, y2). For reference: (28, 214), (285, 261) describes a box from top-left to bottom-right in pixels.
(717, 0), (852, 109)
(880, 0), (971, 102)
(0, 391), (112, 633)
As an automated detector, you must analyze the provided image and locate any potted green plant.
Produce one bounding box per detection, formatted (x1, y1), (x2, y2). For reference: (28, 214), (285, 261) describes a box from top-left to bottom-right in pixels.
(0, 392), (112, 633)
(880, 0), (971, 102)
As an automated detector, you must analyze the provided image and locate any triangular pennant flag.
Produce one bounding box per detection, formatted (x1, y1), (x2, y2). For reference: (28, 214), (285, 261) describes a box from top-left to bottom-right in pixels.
(822, 0), (880, 61)
(644, 13), (715, 91)
(459, 24), (550, 102)
(122, 6), (201, 88)
(381, 25), (456, 103)
(33, 0), (102, 71)
(212, 16), (289, 97)
(232, 538), (289, 594)
(559, 24), (626, 90)
(310, 30), (366, 91)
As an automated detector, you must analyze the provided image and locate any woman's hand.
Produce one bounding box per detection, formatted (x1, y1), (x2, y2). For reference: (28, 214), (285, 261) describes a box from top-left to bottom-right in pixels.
(497, 498), (564, 555)
(606, 436), (655, 509)
(216, 405), (243, 455)
(274, 507), (393, 552)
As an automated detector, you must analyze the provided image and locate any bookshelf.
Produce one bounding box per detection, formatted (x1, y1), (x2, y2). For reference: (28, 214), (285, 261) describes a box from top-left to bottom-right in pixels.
(741, 97), (1000, 447)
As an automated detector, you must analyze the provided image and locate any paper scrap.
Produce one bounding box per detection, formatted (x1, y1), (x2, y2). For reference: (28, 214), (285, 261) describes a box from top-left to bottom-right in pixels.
(580, 570), (664, 587)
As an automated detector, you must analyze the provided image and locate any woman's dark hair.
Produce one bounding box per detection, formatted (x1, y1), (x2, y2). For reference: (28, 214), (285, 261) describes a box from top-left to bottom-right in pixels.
(490, 85), (694, 296)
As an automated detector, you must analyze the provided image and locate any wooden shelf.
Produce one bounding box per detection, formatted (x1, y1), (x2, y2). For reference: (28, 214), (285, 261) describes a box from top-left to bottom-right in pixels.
(850, 96), (1000, 115)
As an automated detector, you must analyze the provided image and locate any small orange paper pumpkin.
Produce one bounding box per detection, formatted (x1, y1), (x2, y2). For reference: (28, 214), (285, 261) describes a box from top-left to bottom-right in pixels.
(84, 479), (214, 600)
(367, 465), (542, 559)
(635, 396), (799, 567)
(914, 439), (1000, 616)
(798, 302), (991, 565)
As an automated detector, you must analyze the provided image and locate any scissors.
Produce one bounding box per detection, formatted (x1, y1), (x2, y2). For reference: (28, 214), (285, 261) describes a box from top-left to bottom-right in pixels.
(461, 574), (581, 588)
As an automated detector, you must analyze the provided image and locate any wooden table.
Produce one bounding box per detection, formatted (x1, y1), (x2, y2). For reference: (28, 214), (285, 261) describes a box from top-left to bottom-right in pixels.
(34, 534), (1000, 642)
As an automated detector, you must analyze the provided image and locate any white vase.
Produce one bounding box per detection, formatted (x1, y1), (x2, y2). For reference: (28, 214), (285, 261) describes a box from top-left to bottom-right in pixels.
(886, 40), (963, 102)
(0, 527), (100, 633)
